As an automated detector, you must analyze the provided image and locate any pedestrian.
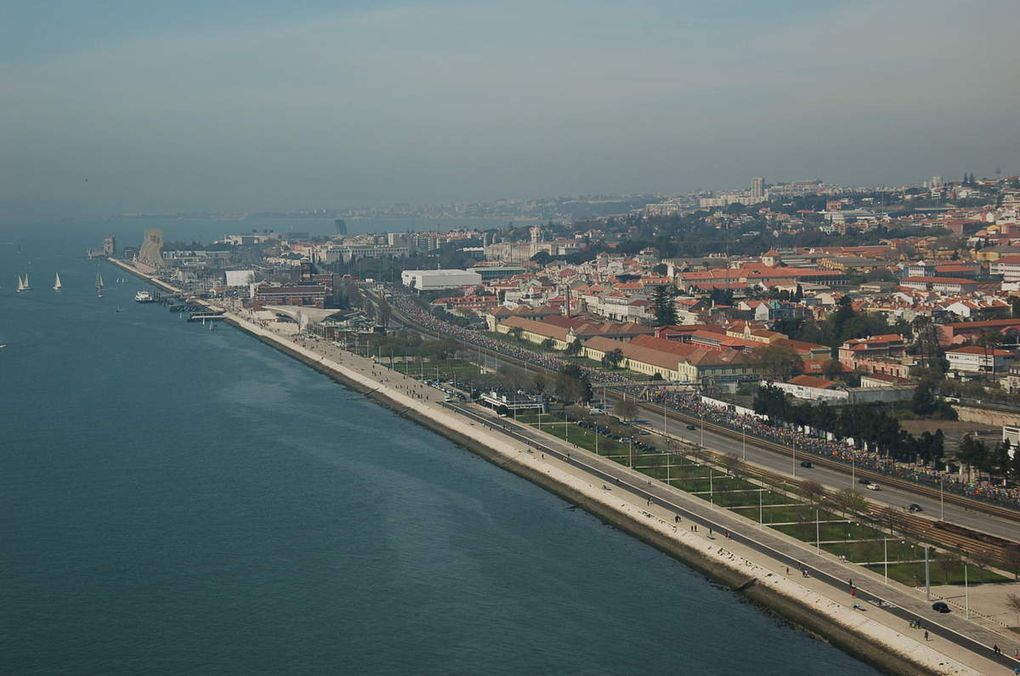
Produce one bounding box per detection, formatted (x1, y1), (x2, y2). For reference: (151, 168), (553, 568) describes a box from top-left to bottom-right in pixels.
(848, 578), (853, 588)
(924, 631), (928, 642)
(786, 567), (790, 575)
(993, 644), (999, 655)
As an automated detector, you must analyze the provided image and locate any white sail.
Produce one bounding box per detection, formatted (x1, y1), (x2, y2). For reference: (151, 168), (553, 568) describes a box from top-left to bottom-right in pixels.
(16, 275), (24, 292)
(23, 273), (30, 290)
(53, 272), (62, 291)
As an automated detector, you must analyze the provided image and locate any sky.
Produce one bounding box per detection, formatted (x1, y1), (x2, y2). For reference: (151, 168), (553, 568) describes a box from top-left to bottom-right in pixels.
(1, 0), (1019, 222)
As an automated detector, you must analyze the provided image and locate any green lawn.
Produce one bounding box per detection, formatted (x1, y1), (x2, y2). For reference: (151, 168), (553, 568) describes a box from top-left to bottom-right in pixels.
(867, 560), (1010, 587)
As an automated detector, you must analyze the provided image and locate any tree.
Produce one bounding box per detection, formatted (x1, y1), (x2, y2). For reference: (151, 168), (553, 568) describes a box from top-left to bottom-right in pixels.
(613, 398), (639, 421)
(750, 343), (804, 382)
(541, 338), (555, 350)
(508, 326), (523, 341)
(602, 348), (625, 369)
(533, 372), (547, 394)
(652, 284), (677, 327)
(799, 479), (826, 507)
(836, 488), (867, 518)
(721, 453), (745, 479)
(564, 338), (582, 356)
(554, 364), (593, 404)
(1006, 593), (1020, 627)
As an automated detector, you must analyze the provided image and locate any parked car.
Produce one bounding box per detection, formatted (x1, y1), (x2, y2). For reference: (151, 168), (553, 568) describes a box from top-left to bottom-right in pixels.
(932, 601), (950, 613)
(799, 460), (813, 468)
(858, 478), (871, 485)
(908, 504), (923, 513)
(686, 424), (697, 431)
(865, 483), (881, 491)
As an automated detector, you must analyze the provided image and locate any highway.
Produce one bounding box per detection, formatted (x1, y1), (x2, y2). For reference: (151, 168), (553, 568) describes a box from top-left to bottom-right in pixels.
(375, 289), (1020, 543)
(636, 405), (1020, 543)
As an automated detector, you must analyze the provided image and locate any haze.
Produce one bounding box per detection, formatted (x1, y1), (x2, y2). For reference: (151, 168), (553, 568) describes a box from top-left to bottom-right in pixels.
(2, 0), (1019, 223)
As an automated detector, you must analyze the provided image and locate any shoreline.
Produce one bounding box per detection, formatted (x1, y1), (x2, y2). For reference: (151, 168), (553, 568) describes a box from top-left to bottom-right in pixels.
(107, 257), (994, 675)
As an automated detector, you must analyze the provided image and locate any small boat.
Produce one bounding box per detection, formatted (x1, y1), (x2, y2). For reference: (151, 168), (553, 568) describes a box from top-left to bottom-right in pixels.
(96, 270), (104, 297)
(53, 272), (62, 291)
(134, 290), (154, 303)
(17, 273), (30, 292)
(0, 344), (7, 349)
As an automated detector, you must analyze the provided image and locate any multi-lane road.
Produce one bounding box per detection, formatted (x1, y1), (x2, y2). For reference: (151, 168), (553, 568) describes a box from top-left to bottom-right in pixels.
(377, 289), (1020, 543)
(635, 407), (1020, 542)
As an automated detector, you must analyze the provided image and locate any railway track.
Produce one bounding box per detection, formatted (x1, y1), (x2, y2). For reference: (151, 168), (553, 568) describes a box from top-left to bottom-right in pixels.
(374, 290), (1020, 540)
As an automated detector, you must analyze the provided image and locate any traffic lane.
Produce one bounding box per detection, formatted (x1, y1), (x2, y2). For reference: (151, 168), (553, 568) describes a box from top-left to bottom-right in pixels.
(658, 416), (1020, 541)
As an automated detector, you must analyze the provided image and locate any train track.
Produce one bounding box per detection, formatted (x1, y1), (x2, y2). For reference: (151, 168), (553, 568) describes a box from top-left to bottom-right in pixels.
(374, 290), (1020, 533)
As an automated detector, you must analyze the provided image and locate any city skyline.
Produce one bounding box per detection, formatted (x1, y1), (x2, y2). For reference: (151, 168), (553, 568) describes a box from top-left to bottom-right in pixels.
(2, 0), (1019, 224)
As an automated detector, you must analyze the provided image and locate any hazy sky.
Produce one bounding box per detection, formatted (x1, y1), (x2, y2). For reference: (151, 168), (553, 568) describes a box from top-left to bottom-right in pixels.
(2, 0), (1019, 221)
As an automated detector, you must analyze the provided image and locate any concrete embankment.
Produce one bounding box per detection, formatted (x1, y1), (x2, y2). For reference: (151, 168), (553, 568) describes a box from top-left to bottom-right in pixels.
(110, 259), (979, 675)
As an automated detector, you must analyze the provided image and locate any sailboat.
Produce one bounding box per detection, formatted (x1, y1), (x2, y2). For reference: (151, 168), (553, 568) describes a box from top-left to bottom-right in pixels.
(53, 272), (62, 291)
(95, 270), (104, 298)
(16, 275), (25, 293)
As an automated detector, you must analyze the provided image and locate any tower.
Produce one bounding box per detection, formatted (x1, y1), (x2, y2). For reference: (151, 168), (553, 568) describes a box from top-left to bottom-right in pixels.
(751, 177), (765, 203)
(103, 234), (117, 257)
(334, 219), (347, 236)
(529, 225), (542, 257)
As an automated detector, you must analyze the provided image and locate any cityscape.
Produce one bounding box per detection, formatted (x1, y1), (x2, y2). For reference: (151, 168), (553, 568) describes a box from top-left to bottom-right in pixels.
(4, 2), (1020, 675)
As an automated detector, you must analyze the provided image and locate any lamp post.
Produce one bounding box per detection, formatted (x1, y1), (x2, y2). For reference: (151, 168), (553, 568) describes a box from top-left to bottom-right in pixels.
(964, 561), (970, 619)
(924, 545), (931, 601)
(742, 424), (747, 461)
(851, 454), (855, 487)
(759, 488), (764, 525)
(629, 437), (633, 469)
(815, 508), (820, 553)
(884, 537), (889, 584)
(793, 439), (797, 479)
(940, 476), (945, 521)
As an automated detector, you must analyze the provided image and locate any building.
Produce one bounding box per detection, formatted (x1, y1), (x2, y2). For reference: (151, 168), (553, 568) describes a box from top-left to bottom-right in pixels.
(334, 219), (347, 236)
(751, 177), (765, 203)
(224, 270), (255, 287)
(945, 345), (1015, 375)
(137, 228), (165, 269)
(937, 318), (1020, 346)
(253, 283), (329, 308)
(401, 269), (482, 292)
(103, 235), (117, 257)
(899, 277), (979, 294)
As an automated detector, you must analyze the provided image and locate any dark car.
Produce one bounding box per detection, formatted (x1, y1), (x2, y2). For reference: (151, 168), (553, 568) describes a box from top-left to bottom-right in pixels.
(858, 478), (871, 485)
(686, 424), (697, 431)
(908, 503), (923, 513)
(932, 601), (950, 613)
(800, 460), (812, 468)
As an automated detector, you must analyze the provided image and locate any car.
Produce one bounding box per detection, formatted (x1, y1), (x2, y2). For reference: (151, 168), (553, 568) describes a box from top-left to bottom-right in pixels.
(932, 601), (950, 613)
(858, 478), (871, 485)
(800, 460), (813, 468)
(908, 503), (923, 513)
(865, 483), (880, 491)
(686, 424), (697, 431)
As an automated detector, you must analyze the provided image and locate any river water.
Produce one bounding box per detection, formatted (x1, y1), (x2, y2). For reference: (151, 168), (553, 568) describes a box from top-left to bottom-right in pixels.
(0, 230), (873, 674)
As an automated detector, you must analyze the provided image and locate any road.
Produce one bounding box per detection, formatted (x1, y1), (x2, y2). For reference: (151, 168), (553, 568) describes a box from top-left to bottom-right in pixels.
(446, 400), (1020, 670)
(637, 407), (1020, 542)
(376, 289), (1020, 543)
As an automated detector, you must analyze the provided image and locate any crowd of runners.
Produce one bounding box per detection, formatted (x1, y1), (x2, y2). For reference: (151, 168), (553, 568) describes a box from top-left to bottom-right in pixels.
(391, 295), (1020, 508)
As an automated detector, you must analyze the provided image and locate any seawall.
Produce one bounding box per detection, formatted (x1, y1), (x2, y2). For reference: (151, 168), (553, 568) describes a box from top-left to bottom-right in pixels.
(107, 258), (975, 675)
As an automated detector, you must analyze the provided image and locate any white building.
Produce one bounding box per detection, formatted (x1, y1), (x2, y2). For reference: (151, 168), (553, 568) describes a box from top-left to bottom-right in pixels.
(945, 345), (1015, 375)
(224, 269), (255, 287)
(401, 269), (482, 292)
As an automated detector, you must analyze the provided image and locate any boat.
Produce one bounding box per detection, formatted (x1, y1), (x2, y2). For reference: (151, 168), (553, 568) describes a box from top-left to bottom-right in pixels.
(53, 272), (62, 291)
(16, 275), (24, 293)
(17, 273), (30, 292)
(95, 271), (104, 297)
(134, 290), (154, 303)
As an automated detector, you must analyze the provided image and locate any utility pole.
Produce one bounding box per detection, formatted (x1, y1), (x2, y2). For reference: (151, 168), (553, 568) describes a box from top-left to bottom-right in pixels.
(924, 545), (931, 601)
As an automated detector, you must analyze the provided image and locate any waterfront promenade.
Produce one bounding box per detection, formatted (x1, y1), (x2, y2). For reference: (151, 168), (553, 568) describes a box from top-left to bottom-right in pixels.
(107, 259), (1017, 674)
